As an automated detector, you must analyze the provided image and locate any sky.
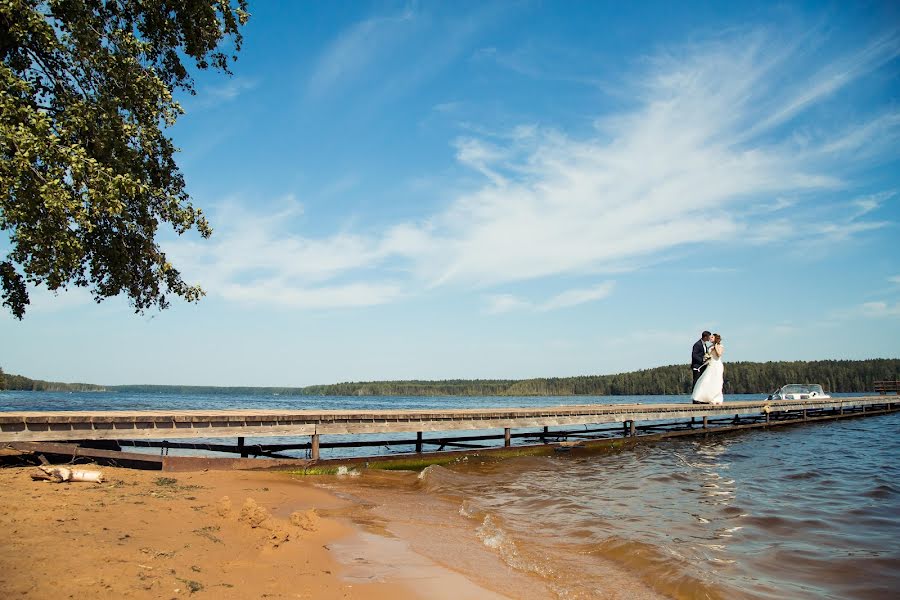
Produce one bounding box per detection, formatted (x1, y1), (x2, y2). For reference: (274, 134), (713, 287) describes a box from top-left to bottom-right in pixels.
(2, 0), (900, 387)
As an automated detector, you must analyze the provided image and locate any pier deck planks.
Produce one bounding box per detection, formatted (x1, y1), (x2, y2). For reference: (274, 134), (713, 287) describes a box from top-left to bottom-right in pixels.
(0, 396), (894, 443)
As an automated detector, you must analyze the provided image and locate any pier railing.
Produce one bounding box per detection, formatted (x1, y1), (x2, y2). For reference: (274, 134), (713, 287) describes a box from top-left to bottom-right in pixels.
(1, 396), (897, 467)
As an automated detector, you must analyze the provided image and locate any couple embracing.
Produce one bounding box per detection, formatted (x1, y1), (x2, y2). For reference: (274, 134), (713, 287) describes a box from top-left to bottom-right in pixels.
(691, 331), (725, 404)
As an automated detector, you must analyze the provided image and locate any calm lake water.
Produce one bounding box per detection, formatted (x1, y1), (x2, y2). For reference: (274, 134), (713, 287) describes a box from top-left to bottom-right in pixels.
(2, 390), (897, 598)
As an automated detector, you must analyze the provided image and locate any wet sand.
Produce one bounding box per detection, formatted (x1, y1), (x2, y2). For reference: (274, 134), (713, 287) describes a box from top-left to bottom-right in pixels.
(0, 465), (507, 599)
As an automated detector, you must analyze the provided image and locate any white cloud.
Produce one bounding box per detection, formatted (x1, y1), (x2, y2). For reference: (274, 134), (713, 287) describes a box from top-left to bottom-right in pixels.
(484, 282), (615, 314)
(889, 275), (900, 285)
(220, 280), (402, 309)
(171, 29), (898, 310)
(745, 31), (900, 137)
(195, 78), (258, 107)
(484, 293), (531, 315)
(851, 191), (894, 218)
(306, 8), (415, 98)
(538, 282), (616, 311)
(859, 301), (900, 318)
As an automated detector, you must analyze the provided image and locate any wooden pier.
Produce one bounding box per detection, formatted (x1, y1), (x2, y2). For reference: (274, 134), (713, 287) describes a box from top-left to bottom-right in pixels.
(1, 396), (897, 469)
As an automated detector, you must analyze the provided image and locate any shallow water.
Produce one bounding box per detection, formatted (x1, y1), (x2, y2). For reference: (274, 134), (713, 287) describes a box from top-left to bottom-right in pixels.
(324, 412), (900, 599)
(2, 390), (897, 597)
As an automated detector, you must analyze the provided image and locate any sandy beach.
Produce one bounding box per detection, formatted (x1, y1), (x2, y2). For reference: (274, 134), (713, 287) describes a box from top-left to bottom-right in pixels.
(0, 465), (509, 600)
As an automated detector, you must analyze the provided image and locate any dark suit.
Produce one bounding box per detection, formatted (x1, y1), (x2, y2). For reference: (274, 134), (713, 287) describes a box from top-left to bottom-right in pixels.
(691, 339), (708, 388)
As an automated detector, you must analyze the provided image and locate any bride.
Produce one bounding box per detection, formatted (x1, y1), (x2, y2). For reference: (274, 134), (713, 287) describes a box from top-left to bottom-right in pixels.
(692, 333), (724, 404)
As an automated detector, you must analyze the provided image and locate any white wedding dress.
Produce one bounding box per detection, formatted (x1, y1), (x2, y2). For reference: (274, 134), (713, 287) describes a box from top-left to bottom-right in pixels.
(692, 346), (724, 404)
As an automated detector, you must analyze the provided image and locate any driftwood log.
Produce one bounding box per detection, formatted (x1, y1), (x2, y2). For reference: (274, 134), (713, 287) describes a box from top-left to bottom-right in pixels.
(31, 466), (104, 483)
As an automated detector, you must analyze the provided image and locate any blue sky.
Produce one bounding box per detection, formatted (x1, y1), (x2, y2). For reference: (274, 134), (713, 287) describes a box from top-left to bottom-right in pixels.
(3, 0), (899, 386)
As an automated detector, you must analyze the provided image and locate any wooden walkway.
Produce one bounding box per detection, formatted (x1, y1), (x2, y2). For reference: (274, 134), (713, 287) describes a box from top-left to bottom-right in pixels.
(1, 396), (896, 462)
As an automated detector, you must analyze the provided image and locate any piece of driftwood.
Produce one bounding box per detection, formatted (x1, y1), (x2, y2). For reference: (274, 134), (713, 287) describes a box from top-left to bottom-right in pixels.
(557, 440), (585, 448)
(31, 466), (104, 483)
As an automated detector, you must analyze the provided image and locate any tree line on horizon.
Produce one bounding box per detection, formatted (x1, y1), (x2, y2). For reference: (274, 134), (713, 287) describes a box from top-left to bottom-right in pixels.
(299, 359), (900, 396)
(0, 367), (105, 392)
(2, 359), (897, 396)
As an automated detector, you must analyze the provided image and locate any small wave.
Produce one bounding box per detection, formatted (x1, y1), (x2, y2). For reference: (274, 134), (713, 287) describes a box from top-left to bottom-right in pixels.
(458, 501), (475, 519)
(784, 470), (821, 481)
(476, 514), (507, 550)
(862, 484), (897, 500)
(475, 515), (555, 579)
(585, 536), (729, 599)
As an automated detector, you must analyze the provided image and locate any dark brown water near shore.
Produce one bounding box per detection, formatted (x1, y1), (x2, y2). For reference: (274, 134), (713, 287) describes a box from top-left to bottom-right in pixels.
(322, 413), (900, 599)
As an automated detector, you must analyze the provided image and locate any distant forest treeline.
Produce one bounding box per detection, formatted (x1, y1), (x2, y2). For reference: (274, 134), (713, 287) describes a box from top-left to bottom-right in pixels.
(3, 359), (896, 396)
(299, 359), (900, 396)
(0, 367), (106, 392)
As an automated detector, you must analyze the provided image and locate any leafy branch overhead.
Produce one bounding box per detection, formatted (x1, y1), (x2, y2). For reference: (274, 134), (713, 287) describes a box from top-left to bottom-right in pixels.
(0, 0), (249, 318)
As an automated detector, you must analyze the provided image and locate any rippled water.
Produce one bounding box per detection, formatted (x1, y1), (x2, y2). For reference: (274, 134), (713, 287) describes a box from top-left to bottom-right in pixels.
(326, 412), (900, 599)
(3, 390), (898, 597)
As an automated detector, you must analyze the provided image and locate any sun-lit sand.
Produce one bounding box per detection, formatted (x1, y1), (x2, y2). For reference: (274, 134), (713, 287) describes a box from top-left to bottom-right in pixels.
(0, 465), (505, 599)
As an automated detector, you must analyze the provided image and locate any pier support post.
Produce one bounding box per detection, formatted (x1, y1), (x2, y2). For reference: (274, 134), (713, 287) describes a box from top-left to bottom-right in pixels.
(416, 432), (423, 453)
(629, 420), (636, 437)
(543, 426), (549, 440)
(622, 421), (628, 437)
(238, 436), (248, 458)
(803, 409), (808, 421)
(765, 411), (769, 425)
(504, 428), (511, 447)
(702, 416), (708, 430)
(311, 434), (320, 461)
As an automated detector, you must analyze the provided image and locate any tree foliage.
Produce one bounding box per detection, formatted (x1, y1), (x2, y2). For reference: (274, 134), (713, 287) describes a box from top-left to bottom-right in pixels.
(0, 0), (249, 318)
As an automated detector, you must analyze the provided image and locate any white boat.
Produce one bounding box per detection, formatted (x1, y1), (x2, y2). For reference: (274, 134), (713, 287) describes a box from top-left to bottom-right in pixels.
(766, 384), (830, 401)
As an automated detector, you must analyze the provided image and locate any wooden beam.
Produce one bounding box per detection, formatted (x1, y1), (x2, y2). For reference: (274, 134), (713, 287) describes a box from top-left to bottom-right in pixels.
(310, 434), (320, 461)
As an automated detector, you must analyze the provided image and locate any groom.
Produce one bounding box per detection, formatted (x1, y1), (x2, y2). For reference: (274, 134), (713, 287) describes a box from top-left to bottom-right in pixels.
(691, 331), (712, 388)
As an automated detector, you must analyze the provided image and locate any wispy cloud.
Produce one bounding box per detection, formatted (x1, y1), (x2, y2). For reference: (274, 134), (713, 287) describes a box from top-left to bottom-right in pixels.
(851, 191), (894, 218)
(164, 199), (404, 309)
(484, 282), (615, 314)
(859, 301), (900, 318)
(745, 31), (900, 138)
(307, 3), (508, 110)
(172, 28), (898, 310)
(195, 78), (258, 107)
(306, 7), (415, 98)
(472, 43), (606, 87)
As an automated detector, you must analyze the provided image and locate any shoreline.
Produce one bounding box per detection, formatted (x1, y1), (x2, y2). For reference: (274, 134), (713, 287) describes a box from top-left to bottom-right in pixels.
(0, 465), (507, 599)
